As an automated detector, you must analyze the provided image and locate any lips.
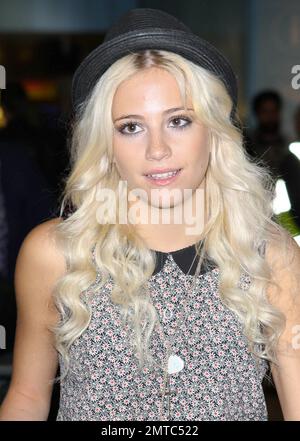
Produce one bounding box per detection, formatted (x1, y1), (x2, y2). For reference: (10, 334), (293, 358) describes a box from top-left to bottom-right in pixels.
(144, 168), (182, 176)
(144, 168), (182, 186)
(146, 169), (180, 179)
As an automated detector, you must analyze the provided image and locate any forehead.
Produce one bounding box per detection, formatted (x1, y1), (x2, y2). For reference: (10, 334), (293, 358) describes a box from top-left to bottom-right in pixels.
(112, 67), (191, 113)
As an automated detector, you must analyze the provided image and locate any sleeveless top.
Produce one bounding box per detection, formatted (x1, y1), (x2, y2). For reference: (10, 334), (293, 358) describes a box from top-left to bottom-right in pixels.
(56, 208), (269, 421)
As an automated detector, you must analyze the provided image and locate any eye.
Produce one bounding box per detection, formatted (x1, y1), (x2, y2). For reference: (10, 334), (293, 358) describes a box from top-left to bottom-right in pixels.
(169, 115), (192, 129)
(117, 121), (142, 136)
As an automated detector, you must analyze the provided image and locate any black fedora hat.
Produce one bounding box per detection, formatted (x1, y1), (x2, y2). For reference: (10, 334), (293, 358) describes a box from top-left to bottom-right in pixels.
(72, 8), (238, 122)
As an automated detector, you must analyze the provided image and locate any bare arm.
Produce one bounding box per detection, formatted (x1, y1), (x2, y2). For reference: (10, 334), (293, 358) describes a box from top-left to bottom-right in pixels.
(266, 235), (300, 421)
(0, 218), (66, 420)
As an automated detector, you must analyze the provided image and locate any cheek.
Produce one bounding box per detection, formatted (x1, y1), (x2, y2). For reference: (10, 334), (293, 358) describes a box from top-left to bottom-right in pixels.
(199, 150), (210, 170)
(113, 140), (130, 167)
(190, 137), (210, 167)
(188, 141), (210, 181)
(113, 141), (141, 179)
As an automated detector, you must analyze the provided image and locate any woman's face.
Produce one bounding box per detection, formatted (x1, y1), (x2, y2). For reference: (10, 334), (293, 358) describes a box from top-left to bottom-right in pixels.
(111, 66), (210, 210)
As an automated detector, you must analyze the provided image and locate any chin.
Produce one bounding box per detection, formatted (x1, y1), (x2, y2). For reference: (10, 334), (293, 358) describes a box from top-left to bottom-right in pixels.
(149, 194), (183, 209)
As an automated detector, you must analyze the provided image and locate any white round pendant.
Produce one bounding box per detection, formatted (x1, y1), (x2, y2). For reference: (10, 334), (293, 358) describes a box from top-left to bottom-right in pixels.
(167, 354), (184, 374)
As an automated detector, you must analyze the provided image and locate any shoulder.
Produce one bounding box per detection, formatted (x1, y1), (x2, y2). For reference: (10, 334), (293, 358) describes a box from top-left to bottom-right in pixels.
(264, 229), (300, 345)
(264, 230), (300, 277)
(264, 228), (300, 293)
(15, 217), (67, 291)
(17, 216), (64, 259)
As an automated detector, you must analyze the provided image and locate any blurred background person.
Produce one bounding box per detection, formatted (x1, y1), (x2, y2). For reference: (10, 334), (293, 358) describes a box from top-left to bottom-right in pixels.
(245, 90), (289, 173)
(245, 90), (300, 230)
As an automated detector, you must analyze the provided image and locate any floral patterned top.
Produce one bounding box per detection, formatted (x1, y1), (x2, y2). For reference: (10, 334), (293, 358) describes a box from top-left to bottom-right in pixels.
(56, 217), (269, 421)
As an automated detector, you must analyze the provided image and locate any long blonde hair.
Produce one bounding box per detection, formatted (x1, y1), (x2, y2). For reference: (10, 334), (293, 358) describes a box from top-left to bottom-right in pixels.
(49, 49), (294, 383)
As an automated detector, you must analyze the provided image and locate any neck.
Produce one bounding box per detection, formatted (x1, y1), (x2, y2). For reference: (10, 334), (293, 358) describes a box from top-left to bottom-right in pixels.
(129, 183), (206, 253)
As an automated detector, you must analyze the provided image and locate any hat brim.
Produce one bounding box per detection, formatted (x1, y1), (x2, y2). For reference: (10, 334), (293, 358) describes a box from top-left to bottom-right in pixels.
(72, 28), (238, 118)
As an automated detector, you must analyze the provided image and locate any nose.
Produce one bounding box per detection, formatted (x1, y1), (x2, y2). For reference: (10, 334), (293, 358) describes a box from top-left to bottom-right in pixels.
(145, 128), (172, 161)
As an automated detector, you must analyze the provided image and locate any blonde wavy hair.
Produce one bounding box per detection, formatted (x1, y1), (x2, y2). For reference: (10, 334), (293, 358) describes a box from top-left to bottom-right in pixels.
(49, 49), (294, 384)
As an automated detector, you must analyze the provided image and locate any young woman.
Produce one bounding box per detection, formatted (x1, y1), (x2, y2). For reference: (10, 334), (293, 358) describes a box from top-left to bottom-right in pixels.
(0, 8), (299, 421)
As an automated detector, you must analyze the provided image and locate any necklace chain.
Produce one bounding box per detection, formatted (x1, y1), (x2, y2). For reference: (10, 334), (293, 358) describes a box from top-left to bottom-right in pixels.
(153, 247), (200, 420)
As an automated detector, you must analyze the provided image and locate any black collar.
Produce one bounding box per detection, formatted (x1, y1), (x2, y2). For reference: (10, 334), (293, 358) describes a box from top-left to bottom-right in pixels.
(62, 207), (217, 276)
(151, 241), (217, 276)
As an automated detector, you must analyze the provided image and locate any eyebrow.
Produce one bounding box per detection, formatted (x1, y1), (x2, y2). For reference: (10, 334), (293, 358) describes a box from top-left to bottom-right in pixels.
(113, 107), (194, 123)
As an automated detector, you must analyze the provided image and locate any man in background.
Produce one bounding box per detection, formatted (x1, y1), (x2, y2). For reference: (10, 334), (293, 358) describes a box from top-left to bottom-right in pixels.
(245, 90), (300, 229)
